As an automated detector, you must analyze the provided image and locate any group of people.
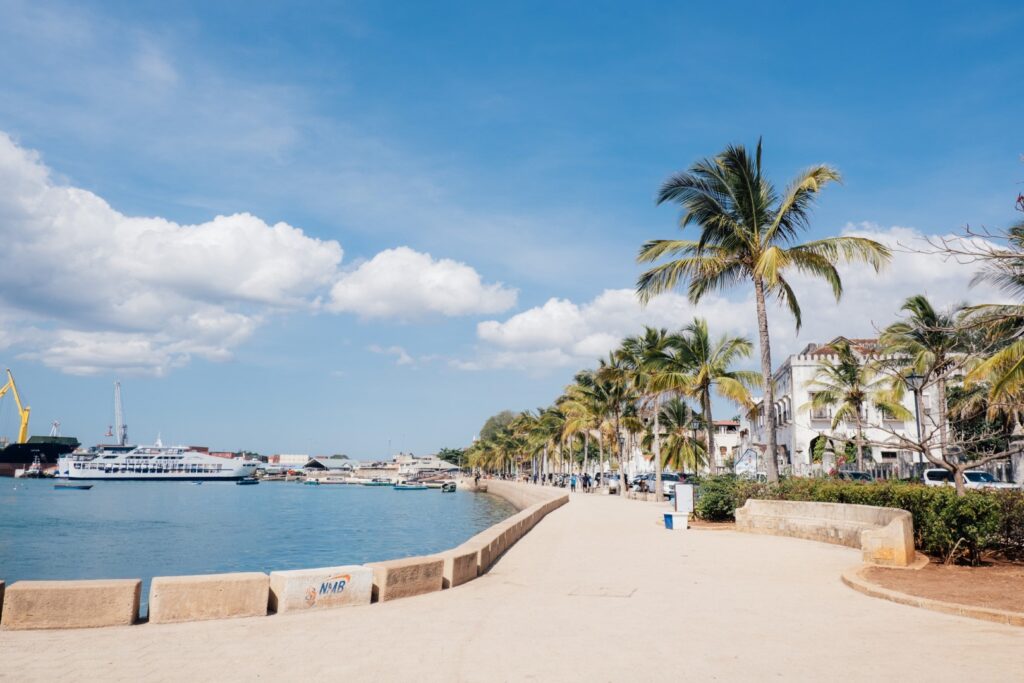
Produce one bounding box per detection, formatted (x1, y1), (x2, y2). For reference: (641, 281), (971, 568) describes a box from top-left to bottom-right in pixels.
(529, 471), (604, 492)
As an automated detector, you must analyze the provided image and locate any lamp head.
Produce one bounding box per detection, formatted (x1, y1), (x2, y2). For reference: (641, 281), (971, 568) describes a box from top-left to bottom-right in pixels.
(905, 372), (925, 392)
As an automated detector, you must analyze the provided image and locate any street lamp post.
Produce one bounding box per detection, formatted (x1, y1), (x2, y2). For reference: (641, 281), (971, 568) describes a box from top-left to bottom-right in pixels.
(904, 372), (926, 464)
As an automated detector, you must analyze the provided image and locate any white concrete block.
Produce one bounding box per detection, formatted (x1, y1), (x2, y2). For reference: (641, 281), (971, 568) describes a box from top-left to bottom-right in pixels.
(269, 565), (373, 613)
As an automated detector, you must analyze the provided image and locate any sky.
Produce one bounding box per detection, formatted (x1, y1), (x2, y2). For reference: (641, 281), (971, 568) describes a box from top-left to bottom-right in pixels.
(0, 1), (1020, 457)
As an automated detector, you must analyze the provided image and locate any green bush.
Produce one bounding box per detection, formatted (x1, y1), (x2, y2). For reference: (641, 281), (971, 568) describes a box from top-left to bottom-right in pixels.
(693, 475), (1017, 565)
(693, 475), (740, 521)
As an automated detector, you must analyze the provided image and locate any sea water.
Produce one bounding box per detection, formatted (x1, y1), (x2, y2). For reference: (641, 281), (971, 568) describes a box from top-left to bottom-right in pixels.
(0, 479), (516, 614)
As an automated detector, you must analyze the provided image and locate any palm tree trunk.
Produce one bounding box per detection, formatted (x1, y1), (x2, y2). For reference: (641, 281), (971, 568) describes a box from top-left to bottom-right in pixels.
(653, 394), (663, 501)
(615, 413), (625, 496)
(702, 386), (715, 472)
(855, 412), (864, 471)
(754, 278), (780, 482)
(583, 431), (590, 482)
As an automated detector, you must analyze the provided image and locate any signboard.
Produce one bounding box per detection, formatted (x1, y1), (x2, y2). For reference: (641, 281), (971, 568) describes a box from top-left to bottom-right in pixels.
(675, 483), (694, 514)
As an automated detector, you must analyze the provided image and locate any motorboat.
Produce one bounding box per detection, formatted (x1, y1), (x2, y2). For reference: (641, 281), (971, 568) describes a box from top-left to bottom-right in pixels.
(393, 482), (428, 491)
(54, 483), (92, 490)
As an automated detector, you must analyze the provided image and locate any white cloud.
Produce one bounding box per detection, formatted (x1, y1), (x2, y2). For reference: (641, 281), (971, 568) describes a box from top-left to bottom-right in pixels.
(0, 132), (342, 375)
(328, 247), (517, 319)
(468, 289), (753, 371)
(462, 224), (1007, 372)
(368, 344), (414, 366)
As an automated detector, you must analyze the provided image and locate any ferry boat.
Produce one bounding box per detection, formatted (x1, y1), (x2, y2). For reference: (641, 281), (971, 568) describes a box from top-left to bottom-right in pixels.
(57, 443), (258, 482)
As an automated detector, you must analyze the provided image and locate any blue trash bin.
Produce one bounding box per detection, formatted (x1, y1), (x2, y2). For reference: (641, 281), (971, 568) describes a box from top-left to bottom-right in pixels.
(664, 512), (674, 529)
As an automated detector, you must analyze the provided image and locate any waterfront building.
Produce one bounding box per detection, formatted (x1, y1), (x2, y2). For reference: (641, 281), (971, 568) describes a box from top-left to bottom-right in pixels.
(354, 461), (401, 481)
(742, 337), (936, 474)
(269, 454), (311, 468)
(394, 453), (459, 476)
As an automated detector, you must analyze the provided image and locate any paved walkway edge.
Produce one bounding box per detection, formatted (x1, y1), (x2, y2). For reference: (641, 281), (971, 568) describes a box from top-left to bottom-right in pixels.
(840, 565), (1024, 627)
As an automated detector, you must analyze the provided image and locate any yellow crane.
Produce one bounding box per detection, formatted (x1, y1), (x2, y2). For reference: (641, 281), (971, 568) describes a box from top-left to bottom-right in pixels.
(0, 368), (30, 444)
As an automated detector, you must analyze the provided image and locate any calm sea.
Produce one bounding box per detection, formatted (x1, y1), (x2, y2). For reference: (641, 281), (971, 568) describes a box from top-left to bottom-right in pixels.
(0, 479), (516, 614)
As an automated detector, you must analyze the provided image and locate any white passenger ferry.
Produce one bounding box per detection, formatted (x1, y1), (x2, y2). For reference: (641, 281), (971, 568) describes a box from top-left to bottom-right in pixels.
(57, 442), (258, 481)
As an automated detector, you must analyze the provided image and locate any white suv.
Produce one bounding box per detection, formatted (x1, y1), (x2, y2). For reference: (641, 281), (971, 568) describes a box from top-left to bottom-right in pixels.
(922, 468), (1018, 490)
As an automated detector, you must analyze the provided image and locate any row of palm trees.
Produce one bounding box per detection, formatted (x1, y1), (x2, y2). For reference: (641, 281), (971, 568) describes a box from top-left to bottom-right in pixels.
(468, 140), (1022, 497)
(466, 319), (758, 499)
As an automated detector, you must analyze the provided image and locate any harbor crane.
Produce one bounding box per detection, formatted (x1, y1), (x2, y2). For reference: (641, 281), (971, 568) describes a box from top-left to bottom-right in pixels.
(0, 368), (30, 444)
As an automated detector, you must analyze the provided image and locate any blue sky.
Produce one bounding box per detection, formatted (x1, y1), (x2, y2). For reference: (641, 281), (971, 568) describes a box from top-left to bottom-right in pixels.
(0, 1), (1020, 457)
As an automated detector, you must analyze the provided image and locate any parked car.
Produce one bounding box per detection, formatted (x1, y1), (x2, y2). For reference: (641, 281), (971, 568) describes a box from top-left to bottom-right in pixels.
(605, 474), (621, 493)
(922, 468), (1018, 490)
(631, 472), (685, 493)
(837, 470), (874, 482)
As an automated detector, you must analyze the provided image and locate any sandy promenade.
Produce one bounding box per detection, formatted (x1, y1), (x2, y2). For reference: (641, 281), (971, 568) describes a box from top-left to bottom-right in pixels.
(1, 489), (1020, 682)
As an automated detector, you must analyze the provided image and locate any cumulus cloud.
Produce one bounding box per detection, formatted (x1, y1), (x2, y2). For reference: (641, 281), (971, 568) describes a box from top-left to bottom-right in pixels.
(461, 224), (1007, 372)
(328, 247), (517, 319)
(466, 289), (753, 371)
(0, 132), (344, 375)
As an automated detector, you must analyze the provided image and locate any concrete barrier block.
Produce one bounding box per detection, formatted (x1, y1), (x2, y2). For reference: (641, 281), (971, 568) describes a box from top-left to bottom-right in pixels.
(1, 579), (140, 630)
(149, 572), (269, 624)
(366, 556), (443, 602)
(439, 545), (481, 589)
(861, 515), (915, 568)
(269, 565), (372, 613)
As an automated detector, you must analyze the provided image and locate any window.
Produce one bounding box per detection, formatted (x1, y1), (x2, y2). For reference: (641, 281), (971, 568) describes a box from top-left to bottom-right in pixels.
(809, 394), (829, 420)
(926, 470), (953, 482)
(880, 451), (897, 462)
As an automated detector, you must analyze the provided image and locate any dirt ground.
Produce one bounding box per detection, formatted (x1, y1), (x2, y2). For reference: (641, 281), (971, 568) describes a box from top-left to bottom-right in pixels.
(864, 561), (1024, 613)
(689, 518), (736, 530)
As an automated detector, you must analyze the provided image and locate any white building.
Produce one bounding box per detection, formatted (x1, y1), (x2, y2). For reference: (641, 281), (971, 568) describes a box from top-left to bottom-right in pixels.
(393, 453), (459, 476)
(744, 337), (937, 473)
(710, 420), (744, 470)
(273, 454), (311, 467)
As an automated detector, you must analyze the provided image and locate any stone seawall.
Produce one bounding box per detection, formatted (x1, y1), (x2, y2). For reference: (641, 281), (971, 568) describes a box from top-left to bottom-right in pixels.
(0, 481), (568, 630)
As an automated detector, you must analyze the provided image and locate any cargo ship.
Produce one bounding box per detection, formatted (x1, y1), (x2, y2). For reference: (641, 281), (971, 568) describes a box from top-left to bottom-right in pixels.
(0, 369), (79, 476)
(0, 435), (81, 477)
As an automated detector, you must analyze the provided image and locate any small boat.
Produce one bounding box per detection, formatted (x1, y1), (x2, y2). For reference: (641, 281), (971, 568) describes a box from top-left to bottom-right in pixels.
(303, 479), (321, 486)
(363, 478), (393, 487)
(192, 482), (203, 485)
(393, 483), (428, 491)
(441, 481), (457, 493)
(236, 479), (259, 486)
(55, 483), (93, 490)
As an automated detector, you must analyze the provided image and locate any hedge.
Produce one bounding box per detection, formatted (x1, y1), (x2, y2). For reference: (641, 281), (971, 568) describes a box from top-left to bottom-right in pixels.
(693, 475), (1021, 565)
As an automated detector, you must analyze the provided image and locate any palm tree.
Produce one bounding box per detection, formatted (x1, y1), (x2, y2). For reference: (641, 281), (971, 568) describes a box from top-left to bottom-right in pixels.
(652, 318), (759, 468)
(595, 352), (635, 495)
(805, 340), (910, 470)
(653, 396), (707, 473)
(964, 217), (1024, 405)
(636, 140), (891, 481)
(560, 371), (606, 480)
(880, 295), (964, 456)
(618, 327), (672, 499)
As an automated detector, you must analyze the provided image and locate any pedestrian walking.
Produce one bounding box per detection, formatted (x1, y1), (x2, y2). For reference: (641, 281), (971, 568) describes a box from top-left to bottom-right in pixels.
(570, 474), (577, 492)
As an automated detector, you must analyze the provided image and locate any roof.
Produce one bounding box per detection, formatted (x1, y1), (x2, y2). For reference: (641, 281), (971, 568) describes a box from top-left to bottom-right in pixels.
(713, 420), (739, 426)
(304, 457), (354, 470)
(801, 337), (879, 357)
